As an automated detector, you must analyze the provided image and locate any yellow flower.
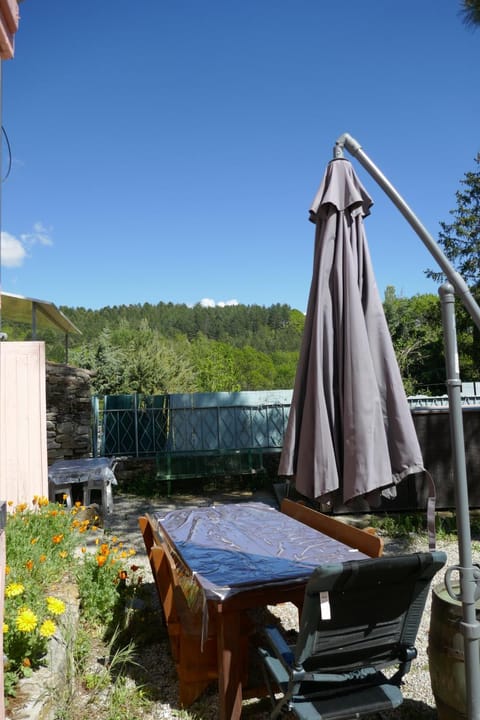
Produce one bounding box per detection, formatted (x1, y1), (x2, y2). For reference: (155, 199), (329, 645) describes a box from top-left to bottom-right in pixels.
(46, 596), (66, 616)
(39, 620), (56, 638)
(3, 623), (8, 633)
(38, 496), (49, 507)
(59, 551), (68, 559)
(80, 546), (86, 553)
(16, 609), (37, 633)
(16, 503), (28, 513)
(30, 537), (39, 545)
(5, 582), (25, 598)
(5, 564), (10, 576)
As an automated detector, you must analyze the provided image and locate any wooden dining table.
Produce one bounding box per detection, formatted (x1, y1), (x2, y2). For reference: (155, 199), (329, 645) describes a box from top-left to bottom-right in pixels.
(144, 501), (371, 720)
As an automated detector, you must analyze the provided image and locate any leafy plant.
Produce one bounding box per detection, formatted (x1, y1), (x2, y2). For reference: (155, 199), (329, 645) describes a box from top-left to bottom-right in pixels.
(3, 497), (147, 701)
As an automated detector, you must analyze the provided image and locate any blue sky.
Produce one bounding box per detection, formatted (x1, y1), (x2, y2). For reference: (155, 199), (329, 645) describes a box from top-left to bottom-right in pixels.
(0, 1), (479, 313)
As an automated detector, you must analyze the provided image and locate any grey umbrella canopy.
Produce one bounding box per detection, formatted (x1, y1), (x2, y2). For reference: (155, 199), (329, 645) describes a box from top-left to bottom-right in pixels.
(279, 157), (424, 506)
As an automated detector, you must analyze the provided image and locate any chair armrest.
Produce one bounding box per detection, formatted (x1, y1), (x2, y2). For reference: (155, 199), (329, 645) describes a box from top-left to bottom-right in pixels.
(264, 625), (295, 666)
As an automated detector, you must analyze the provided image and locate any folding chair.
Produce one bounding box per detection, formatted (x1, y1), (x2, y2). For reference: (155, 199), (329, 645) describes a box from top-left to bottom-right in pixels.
(259, 551), (447, 720)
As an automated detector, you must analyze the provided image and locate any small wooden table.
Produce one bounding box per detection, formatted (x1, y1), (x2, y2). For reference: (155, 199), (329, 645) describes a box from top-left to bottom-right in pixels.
(145, 502), (370, 719)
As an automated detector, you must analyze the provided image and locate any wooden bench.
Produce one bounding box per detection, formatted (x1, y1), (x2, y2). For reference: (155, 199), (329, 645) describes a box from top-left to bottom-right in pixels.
(280, 498), (384, 557)
(155, 447), (266, 496)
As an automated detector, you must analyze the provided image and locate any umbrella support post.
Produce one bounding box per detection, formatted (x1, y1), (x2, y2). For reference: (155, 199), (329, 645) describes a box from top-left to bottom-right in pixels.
(439, 282), (480, 720)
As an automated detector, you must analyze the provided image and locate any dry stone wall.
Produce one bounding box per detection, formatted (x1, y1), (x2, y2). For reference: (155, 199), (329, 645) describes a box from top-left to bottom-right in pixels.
(46, 362), (93, 463)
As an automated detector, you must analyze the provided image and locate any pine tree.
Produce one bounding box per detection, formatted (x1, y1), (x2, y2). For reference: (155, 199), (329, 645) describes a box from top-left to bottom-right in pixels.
(427, 153), (480, 288)
(460, 0), (480, 28)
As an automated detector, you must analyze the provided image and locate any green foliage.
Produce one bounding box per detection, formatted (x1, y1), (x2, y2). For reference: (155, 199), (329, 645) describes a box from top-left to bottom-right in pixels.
(4, 497), (148, 701)
(4, 498), (79, 690)
(460, 0), (480, 28)
(424, 152), (480, 377)
(383, 286), (445, 394)
(63, 302), (304, 395)
(427, 153), (480, 287)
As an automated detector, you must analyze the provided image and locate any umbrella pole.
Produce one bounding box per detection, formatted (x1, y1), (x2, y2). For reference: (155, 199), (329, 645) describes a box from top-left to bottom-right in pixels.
(440, 282), (480, 720)
(334, 133), (480, 334)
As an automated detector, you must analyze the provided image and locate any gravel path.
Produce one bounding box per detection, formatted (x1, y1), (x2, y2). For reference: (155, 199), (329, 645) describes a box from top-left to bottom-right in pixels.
(102, 489), (465, 719)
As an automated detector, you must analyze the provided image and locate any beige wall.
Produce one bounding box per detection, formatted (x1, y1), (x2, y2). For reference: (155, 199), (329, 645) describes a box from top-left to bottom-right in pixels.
(0, 342), (48, 505)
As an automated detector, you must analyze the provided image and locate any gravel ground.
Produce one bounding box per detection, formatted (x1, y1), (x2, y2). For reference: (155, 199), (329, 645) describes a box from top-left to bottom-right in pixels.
(101, 488), (464, 719)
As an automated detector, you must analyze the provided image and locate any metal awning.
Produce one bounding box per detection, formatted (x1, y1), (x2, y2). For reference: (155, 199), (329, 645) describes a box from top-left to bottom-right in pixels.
(1, 291), (81, 336)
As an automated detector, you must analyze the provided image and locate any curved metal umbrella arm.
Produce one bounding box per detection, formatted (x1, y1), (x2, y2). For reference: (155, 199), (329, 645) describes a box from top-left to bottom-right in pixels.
(334, 132), (480, 333)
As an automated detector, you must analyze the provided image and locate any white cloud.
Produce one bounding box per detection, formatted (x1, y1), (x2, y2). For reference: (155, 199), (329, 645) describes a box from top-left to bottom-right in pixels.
(1, 231), (27, 267)
(21, 222), (53, 247)
(199, 298), (239, 308)
(1, 223), (53, 268)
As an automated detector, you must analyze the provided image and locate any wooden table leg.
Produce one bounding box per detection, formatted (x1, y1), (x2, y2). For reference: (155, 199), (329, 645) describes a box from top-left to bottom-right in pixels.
(217, 607), (243, 720)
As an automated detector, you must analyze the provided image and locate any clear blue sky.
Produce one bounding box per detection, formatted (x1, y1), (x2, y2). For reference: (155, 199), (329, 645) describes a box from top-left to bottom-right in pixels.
(1, 1), (479, 312)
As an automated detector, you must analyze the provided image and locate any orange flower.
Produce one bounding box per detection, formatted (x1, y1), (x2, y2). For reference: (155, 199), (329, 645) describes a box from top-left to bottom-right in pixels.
(39, 554), (47, 563)
(25, 560), (34, 571)
(96, 555), (108, 568)
(74, 501), (83, 508)
(32, 495), (39, 505)
(52, 533), (64, 544)
(22, 657), (31, 668)
(100, 543), (109, 556)
(30, 537), (39, 545)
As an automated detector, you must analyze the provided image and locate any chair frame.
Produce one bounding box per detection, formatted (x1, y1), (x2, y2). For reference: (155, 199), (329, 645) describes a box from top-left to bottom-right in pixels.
(259, 551), (447, 720)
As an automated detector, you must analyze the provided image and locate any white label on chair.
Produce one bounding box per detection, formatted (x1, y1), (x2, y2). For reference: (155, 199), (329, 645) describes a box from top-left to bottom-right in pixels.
(319, 591), (331, 620)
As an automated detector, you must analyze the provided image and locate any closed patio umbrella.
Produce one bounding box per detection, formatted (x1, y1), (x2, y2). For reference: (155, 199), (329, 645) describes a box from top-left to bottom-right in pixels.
(279, 157), (424, 507)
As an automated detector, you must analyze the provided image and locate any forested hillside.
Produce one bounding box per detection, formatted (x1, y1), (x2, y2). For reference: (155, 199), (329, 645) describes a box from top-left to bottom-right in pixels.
(3, 290), (478, 397)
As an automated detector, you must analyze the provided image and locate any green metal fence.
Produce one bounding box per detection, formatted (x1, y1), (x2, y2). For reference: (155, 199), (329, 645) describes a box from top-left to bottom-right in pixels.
(93, 390), (292, 458)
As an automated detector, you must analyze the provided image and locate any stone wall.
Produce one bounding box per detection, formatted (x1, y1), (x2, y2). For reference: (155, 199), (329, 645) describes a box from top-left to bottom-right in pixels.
(46, 362), (93, 463)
